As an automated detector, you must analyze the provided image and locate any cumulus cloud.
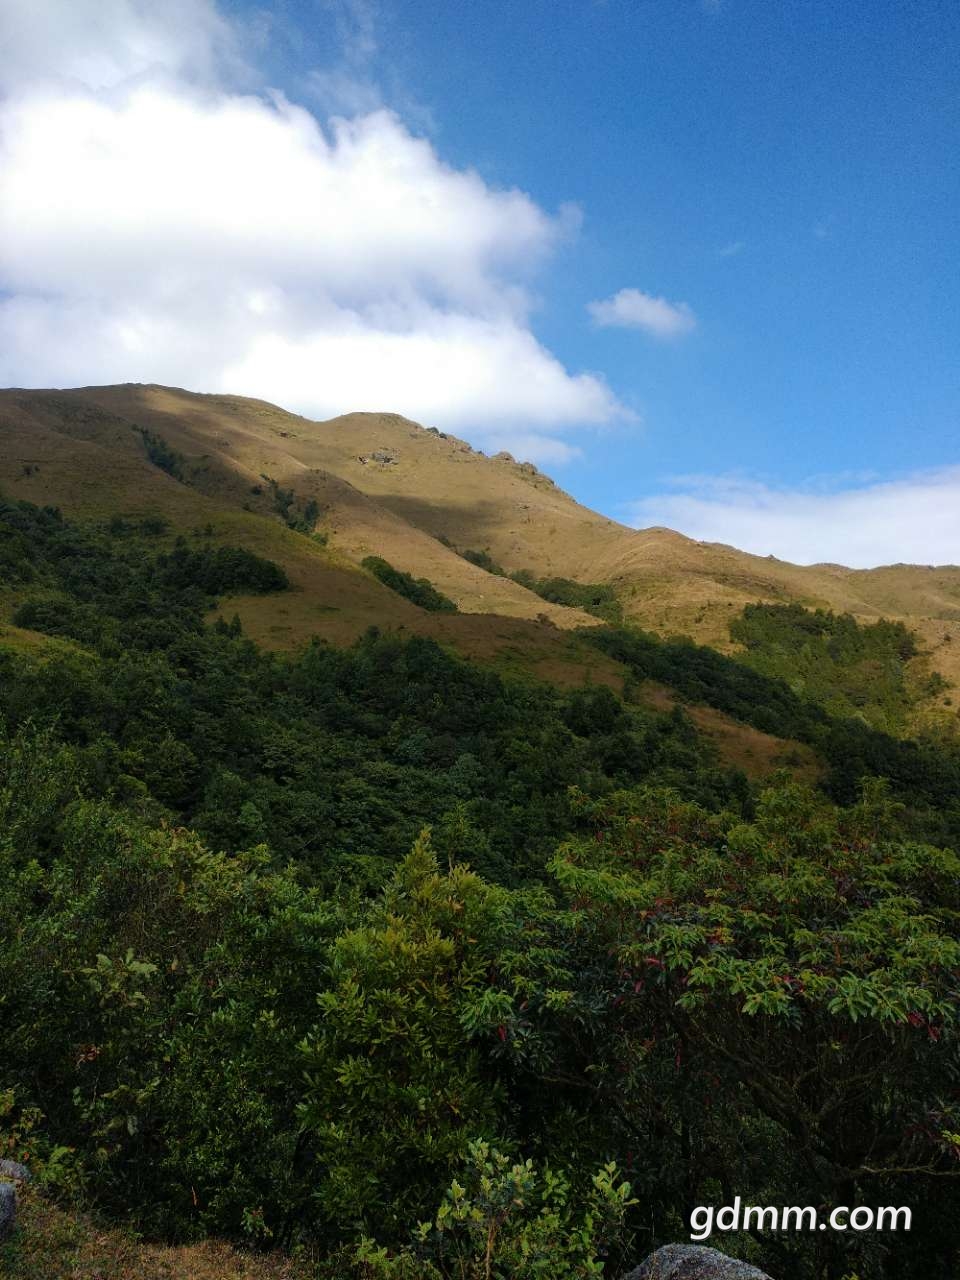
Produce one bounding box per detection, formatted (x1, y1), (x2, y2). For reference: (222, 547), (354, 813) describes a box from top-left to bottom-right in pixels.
(626, 470), (960, 568)
(587, 288), (696, 338)
(0, 0), (628, 453)
(222, 312), (618, 432)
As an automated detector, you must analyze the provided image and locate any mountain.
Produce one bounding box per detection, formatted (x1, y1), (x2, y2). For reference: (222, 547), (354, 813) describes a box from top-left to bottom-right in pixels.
(3, 383), (958, 701)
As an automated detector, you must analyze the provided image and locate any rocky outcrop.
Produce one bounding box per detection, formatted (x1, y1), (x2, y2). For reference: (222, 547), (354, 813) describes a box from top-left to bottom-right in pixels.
(624, 1244), (773, 1279)
(0, 1182), (15, 1240)
(0, 1162), (29, 1243)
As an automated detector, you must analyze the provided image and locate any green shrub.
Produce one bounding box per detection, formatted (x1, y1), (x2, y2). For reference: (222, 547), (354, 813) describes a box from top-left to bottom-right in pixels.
(362, 556), (458, 612)
(138, 428), (186, 481)
(261, 477), (323, 533)
(355, 1142), (635, 1279)
(156, 542), (289, 594)
(461, 548), (505, 576)
(517, 575), (623, 623)
(458, 550), (624, 623)
(12, 594), (104, 645)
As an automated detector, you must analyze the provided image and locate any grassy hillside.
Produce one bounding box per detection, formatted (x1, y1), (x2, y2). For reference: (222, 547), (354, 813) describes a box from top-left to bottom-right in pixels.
(0, 385), (627, 695)
(0, 386), (597, 630)
(2, 380), (958, 743)
(1, 380), (958, 754)
(3, 384), (958, 709)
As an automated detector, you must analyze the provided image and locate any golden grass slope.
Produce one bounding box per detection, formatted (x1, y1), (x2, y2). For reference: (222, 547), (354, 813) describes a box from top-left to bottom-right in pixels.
(0, 385), (595, 630)
(71, 383), (960, 637)
(2, 382), (959, 704)
(0, 381), (881, 780)
(0, 385), (618, 693)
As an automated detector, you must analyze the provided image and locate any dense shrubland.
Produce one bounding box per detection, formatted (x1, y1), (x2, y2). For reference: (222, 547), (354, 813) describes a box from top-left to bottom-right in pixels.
(730, 602), (927, 732)
(585, 623), (960, 846)
(0, 501), (743, 885)
(1, 498), (958, 1278)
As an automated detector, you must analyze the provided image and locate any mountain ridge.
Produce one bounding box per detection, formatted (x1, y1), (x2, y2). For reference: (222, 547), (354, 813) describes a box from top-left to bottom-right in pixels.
(2, 383), (958, 711)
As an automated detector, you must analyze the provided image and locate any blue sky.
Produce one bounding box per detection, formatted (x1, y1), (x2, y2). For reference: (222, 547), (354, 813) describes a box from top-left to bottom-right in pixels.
(1, 0), (958, 564)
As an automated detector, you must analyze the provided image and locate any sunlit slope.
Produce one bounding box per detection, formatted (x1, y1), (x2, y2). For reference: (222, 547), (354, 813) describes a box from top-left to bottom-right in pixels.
(66, 383), (607, 622)
(3, 383), (959, 697)
(0, 386), (617, 690)
(0, 385), (595, 629)
(2, 381), (938, 769)
(78, 384), (960, 650)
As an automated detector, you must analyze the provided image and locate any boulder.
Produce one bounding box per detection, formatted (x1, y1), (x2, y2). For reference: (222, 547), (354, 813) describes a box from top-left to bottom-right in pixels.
(0, 1159), (31, 1182)
(0, 1181), (15, 1240)
(624, 1244), (773, 1280)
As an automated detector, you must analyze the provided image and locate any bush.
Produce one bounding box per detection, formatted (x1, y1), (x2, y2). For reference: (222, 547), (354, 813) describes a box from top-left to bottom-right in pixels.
(355, 1142), (635, 1279)
(458, 550), (624, 623)
(461, 548), (505, 576)
(138, 429), (186, 481)
(362, 556), (458, 612)
(12, 594), (104, 645)
(157, 542), (289, 594)
(547, 779), (960, 1277)
(517, 575), (623, 623)
(730, 603), (919, 731)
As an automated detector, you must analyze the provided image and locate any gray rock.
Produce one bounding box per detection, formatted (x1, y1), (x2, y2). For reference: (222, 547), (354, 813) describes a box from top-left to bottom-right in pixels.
(0, 1182), (15, 1240)
(624, 1244), (773, 1280)
(0, 1159), (31, 1182)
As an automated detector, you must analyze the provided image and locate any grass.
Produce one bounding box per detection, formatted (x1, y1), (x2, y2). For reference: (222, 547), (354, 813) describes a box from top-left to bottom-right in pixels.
(636, 680), (822, 782)
(3, 381), (957, 725)
(1, 1185), (312, 1280)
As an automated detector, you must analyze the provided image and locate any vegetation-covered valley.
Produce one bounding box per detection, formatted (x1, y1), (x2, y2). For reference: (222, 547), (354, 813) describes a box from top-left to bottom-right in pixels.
(1, 491), (958, 1279)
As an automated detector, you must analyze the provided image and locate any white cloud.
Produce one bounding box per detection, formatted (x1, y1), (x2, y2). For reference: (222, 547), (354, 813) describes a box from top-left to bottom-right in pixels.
(0, 0), (628, 452)
(588, 288), (697, 338)
(626, 470), (960, 568)
(222, 312), (619, 433)
(0, 0), (239, 93)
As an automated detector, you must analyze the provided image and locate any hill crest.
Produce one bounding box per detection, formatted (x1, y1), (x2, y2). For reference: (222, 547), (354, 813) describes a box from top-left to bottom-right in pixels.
(2, 383), (959, 707)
